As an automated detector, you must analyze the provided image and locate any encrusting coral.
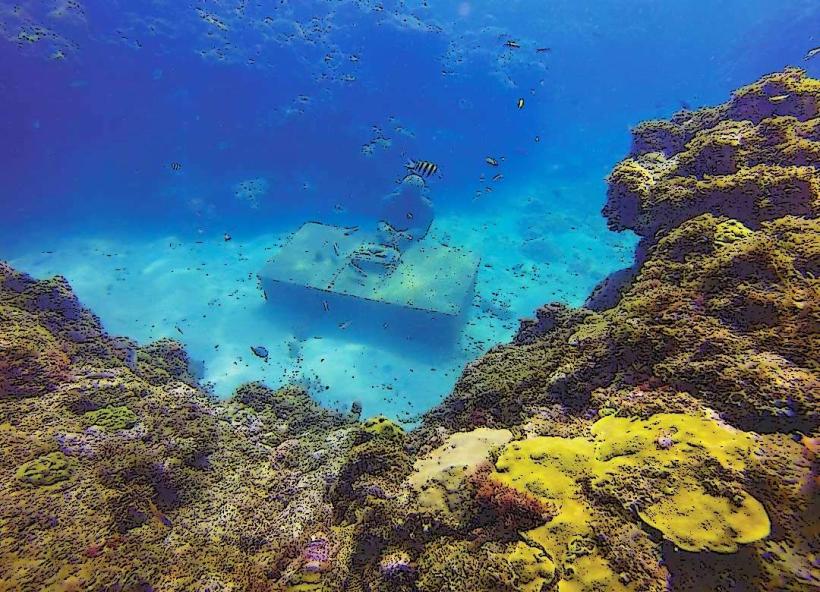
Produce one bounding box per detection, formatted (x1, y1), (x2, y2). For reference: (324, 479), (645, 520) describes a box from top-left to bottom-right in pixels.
(0, 68), (817, 591)
(414, 67), (818, 591)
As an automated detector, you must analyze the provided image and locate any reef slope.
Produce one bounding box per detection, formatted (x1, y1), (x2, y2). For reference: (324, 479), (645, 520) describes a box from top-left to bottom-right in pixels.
(1, 68), (818, 591)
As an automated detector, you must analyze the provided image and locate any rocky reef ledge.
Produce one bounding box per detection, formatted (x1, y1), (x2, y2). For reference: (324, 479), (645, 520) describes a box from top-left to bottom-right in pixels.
(1, 68), (818, 591)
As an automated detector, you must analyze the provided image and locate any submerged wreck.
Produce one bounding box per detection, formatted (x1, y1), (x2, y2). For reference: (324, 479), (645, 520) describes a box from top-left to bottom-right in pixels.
(260, 174), (479, 345)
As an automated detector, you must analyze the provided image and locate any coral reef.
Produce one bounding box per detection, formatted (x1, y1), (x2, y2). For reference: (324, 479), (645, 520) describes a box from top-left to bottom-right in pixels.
(0, 68), (817, 591)
(416, 68), (818, 591)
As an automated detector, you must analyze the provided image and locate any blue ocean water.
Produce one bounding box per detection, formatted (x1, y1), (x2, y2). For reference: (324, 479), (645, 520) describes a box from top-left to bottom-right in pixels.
(1, 1), (818, 421)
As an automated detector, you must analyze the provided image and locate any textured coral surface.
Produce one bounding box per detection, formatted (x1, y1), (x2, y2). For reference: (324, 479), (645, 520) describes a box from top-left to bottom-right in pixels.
(1, 69), (817, 591)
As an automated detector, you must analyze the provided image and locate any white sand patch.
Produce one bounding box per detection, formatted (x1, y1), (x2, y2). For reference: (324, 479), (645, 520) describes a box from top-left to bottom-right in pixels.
(7, 195), (636, 422)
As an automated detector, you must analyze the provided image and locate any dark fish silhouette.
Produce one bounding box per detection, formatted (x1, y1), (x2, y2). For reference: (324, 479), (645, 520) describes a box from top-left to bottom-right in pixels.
(170, 162), (182, 171)
(250, 345), (269, 360)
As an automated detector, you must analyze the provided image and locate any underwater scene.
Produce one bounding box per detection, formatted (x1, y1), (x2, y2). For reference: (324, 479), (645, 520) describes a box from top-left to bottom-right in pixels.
(0, 1), (818, 590)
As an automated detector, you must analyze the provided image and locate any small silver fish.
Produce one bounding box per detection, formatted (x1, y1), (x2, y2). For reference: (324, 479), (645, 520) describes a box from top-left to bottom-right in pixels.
(805, 46), (820, 61)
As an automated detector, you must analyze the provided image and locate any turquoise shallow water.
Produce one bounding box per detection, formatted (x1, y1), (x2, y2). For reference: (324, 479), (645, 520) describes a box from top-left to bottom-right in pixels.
(1, 0), (817, 419)
(7, 175), (636, 420)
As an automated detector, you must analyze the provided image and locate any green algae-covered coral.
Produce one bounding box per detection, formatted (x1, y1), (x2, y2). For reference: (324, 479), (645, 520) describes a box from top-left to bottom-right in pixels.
(605, 68), (820, 243)
(0, 305), (71, 398)
(714, 218), (754, 246)
(363, 415), (405, 438)
(16, 451), (73, 487)
(83, 405), (138, 431)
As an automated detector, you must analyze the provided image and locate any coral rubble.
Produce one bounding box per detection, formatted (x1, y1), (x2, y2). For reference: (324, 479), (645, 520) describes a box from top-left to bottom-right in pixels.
(1, 68), (817, 591)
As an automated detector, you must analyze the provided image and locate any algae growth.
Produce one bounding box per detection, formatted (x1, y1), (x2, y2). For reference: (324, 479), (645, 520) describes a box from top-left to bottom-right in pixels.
(0, 68), (817, 591)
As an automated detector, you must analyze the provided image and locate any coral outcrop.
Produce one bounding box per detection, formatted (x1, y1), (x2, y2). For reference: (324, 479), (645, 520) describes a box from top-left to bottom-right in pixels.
(0, 68), (817, 591)
(414, 68), (818, 591)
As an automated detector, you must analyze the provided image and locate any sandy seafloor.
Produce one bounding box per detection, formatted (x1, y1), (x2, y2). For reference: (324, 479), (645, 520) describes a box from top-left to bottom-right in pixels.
(7, 177), (636, 423)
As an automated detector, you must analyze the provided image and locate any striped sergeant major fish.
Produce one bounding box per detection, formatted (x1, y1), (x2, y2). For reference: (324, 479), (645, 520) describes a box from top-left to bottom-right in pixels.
(405, 160), (439, 178)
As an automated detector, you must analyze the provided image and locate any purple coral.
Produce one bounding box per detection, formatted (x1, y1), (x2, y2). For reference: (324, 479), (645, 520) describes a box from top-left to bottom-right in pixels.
(657, 435), (674, 450)
(379, 551), (415, 580)
(302, 534), (331, 573)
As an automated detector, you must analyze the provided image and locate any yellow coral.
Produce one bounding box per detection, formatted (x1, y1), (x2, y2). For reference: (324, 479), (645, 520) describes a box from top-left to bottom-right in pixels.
(494, 436), (626, 592)
(490, 413), (770, 590)
(285, 571), (322, 592)
(504, 541), (556, 592)
(560, 554), (630, 592)
(590, 413), (755, 470)
(639, 486), (770, 553)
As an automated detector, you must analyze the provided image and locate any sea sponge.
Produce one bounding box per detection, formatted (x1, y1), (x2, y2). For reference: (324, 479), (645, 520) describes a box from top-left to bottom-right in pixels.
(16, 451), (73, 487)
(83, 405), (138, 431)
(469, 462), (555, 536)
(363, 415), (404, 438)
